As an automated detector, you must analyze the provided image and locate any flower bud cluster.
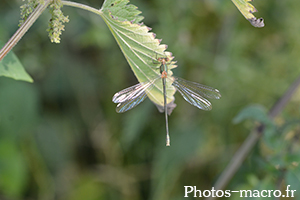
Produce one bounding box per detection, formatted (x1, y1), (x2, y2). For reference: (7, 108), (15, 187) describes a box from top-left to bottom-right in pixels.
(19, 0), (43, 26)
(47, 0), (69, 43)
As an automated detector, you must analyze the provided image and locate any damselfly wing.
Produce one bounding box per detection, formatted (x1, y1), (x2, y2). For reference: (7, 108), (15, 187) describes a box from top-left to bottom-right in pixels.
(113, 77), (221, 113)
(112, 57), (221, 146)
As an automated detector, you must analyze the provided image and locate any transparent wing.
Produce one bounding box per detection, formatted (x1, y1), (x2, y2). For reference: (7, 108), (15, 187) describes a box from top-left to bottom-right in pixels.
(113, 81), (153, 103)
(175, 77), (221, 99)
(116, 91), (148, 113)
(112, 81), (155, 113)
(173, 77), (221, 111)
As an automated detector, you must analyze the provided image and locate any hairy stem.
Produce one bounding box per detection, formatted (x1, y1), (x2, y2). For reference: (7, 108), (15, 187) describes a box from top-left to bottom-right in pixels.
(0, 0), (51, 61)
(206, 75), (300, 200)
(0, 0), (102, 62)
(61, 1), (102, 15)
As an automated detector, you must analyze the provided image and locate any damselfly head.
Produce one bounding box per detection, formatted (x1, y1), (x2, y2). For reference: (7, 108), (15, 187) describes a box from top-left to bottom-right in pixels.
(157, 57), (169, 65)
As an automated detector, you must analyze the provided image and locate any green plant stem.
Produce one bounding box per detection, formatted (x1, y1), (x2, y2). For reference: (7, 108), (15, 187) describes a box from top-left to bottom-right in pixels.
(61, 1), (102, 15)
(206, 75), (300, 200)
(0, 0), (51, 61)
(0, 0), (100, 62)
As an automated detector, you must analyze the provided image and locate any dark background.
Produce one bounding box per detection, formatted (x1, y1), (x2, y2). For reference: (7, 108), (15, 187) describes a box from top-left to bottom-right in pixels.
(0, 0), (300, 199)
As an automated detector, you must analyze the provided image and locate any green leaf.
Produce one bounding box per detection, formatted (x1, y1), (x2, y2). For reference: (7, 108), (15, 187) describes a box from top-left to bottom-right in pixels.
(233, 105), (270, 124)
(99, 0), (177, 106)
(231, 0), (264, 28)
(233, 105), (278, 148)
(100, 0), (144, 23)
(0, 42), (33, 82)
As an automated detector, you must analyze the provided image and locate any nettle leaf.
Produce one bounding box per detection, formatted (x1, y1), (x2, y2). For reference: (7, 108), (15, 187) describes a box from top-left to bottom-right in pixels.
(231, 0), (264, 28)
(99, 0), (177, 106)
(101, 0), (143, 22)
(0, 42), (33, 82)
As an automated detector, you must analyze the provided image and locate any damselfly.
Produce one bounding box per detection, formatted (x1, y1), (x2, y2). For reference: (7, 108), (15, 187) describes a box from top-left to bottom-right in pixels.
(112, 57), (221, 146)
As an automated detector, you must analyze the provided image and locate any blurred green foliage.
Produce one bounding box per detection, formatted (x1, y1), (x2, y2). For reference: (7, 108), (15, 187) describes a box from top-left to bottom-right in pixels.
(0, 0), (300, 199)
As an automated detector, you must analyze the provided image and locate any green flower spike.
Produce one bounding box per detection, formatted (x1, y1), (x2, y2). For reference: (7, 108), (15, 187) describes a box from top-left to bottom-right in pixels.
(19, 0), (42, 26)
(47, 0), (69, 43)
